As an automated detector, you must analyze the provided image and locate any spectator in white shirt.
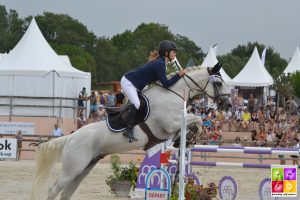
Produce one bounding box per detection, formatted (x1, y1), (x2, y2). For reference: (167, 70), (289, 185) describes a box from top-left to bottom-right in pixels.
(53, 124), (63, 137)
(234, 108), (243, 131)
(266, 128), (275, 143)
(224, 109), (233, 131)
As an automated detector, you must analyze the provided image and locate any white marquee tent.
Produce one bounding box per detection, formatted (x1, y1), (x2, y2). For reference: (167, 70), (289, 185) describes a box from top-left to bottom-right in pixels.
(0, 18), (91, 117)
(200, 46), (232, 83)
(229, 47), (273, 87)
(283, 46), (300, 74)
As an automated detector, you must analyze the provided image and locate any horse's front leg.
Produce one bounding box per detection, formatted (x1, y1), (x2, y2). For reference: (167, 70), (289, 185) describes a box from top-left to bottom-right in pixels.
(186, 114), (201, 125)
(172, 114), (201, 148)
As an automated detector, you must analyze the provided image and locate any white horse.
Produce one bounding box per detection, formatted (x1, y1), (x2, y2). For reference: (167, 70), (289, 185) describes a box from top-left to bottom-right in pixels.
(31, 63), (229, 200)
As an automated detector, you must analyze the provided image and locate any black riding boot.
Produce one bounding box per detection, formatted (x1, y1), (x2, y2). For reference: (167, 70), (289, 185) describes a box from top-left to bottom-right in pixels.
(123, 104), (138, 143)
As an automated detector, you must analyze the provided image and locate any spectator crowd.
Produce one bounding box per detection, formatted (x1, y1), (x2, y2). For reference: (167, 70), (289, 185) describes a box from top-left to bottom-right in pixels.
(76, 87), (126, 130)
(190, 93), (300, 150)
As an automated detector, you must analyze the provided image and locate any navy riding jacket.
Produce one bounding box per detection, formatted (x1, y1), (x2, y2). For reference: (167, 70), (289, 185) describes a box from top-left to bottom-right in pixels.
(125, 57), (181, 91)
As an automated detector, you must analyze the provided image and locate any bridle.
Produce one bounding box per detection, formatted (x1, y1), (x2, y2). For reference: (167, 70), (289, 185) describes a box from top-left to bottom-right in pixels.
(155, 64), (229, 105)
(154, 70), (228, 106)
(185, 70), (231, 104)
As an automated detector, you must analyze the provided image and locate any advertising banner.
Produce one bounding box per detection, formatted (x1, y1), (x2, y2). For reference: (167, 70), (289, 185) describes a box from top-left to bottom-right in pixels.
(0, 138), (17, 159)
(0, 122), (34, 135)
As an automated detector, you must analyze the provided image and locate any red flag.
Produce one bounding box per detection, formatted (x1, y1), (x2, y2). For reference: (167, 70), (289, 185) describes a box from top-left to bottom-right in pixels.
(160, 151), (171, 164)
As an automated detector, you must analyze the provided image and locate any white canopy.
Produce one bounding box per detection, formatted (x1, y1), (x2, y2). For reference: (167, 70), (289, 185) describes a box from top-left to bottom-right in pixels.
(200, 46), (232, 82)
(283, 46), (300, 74)
(0, 18), (91, 117)
(229, 47), (273, 87)
(0, 18), (88, 78)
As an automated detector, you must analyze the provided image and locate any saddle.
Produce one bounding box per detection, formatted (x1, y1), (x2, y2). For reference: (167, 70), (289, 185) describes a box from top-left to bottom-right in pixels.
(105, 93), (150, 132)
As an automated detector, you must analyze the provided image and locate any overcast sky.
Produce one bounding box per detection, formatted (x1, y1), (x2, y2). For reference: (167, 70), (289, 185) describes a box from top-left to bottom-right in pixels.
(1, 0), (300, 60)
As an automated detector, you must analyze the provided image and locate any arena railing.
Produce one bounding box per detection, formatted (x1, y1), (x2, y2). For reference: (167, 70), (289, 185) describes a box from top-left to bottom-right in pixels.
(0, 95), (87, 121)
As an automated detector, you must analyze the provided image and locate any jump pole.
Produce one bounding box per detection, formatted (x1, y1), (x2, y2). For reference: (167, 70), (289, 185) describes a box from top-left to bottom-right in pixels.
(166, 145), (300, 155)
(178, 100), (187, 200)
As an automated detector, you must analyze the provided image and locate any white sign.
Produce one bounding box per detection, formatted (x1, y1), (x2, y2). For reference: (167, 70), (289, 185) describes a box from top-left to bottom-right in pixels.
(146, 190), (168, 200)
(0, 122), (34, 135)
(0, 139), (17, 159)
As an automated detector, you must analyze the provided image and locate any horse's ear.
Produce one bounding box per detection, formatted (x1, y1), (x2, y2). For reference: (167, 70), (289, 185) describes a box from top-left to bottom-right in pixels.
(211, 62), (222, 74)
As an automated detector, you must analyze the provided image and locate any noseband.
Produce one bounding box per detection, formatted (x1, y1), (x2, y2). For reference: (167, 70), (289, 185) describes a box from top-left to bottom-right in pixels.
(183, 68), (230, 105)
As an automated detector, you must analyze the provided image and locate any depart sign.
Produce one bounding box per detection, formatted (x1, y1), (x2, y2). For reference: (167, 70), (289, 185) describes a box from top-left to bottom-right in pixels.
(146, 190), (168, 200)
(145, 168), (170, 200)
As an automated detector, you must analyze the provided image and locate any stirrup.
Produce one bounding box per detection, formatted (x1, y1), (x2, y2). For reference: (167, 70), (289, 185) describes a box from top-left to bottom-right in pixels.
(128, 133), (138, 143)
(123, 129), (138, 143)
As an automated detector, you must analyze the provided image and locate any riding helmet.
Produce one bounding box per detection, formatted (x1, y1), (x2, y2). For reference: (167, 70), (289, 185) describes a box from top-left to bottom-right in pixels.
(158, 40), (177, 56)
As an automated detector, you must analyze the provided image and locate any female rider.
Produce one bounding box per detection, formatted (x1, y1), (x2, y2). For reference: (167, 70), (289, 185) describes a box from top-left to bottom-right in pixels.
(121, 40), (185, 142)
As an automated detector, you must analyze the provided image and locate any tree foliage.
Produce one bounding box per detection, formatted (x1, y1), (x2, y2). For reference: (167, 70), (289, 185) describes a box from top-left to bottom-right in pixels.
(273, 74), (294, 99)
(0, 6), (292, 92)
(0, 5), (24, 53)
(219, 42), (287, 79)
(52, 43), (97, 85)
(291, 71), (300, 97)
(33, 12), (96, 49)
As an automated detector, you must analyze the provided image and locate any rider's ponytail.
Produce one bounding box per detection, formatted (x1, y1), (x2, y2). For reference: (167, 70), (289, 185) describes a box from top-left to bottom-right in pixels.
(148, 50), (159, 62)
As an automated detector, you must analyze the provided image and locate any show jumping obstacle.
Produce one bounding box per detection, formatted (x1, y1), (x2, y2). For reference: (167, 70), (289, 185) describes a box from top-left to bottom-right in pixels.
(166, 145), (300, 155)
(166, 145), (300, 168)
(135, 139), (300, 198)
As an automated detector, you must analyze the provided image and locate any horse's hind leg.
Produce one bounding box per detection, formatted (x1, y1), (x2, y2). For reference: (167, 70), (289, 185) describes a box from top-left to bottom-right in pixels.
(47, 159), (98, 200)
(60, 158), (101, 200)
(47, 175), (74, 200)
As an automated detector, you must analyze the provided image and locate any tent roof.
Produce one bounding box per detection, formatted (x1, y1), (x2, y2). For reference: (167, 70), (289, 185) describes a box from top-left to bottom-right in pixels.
(283, 46), (300, 74)
(200, 46), (232, 82)
(0, 18), (89, 78)
(230, 47), (273, 87)
(0, 53), (8, 59)
(200, 46), (218, 68)
(186, 57), (195, 68)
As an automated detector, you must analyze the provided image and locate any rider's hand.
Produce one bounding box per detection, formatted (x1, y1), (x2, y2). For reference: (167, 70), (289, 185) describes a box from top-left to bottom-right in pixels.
(178, 69), (186, 77)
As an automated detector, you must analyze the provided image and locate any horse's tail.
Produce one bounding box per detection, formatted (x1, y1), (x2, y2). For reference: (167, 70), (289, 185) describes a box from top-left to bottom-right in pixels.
(30, 136), (68, 200)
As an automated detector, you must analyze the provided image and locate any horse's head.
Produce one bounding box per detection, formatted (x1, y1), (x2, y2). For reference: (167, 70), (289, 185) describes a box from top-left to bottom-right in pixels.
(207, 62), (231, 108)
(183, 62), (230, 109)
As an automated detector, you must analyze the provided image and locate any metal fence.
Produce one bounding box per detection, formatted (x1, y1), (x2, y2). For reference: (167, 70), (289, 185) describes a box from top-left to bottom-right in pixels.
(0, 95), (87, 121)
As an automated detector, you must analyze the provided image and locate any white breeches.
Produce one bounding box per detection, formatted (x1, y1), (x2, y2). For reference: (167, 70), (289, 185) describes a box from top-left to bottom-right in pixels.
(121, 76), (140, 109)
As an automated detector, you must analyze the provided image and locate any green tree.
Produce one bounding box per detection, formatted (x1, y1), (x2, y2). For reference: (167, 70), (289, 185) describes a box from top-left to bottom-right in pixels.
(291, 71), (300, 98)
(0, 5), (8, 52)
(111, 22), (175, 71)
(219, 42), (287, 79)
(109, 22), (204, 80)
(175, 34), (204, 66)
(52, 43), (97, 86)
(33, 12), (97, 49)
(218, 54), (249, 78)
(92, 37), (120, 83)
(273, 74), (294, 100)
(0, 5), (24, 52)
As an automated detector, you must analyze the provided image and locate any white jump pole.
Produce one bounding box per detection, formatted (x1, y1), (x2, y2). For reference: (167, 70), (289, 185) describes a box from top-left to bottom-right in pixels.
(174, 57), (186, 200)
(179, 100), (187, 200)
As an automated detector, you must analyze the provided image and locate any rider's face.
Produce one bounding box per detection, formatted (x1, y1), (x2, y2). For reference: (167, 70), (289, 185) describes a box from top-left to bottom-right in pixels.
(169, 50), (176, 60)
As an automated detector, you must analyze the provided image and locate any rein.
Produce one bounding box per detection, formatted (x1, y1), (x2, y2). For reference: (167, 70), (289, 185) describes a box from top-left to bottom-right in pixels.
(173, 59), (227, 103)
(155, 71), (225, 104)
(154, 83), (184, 100)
